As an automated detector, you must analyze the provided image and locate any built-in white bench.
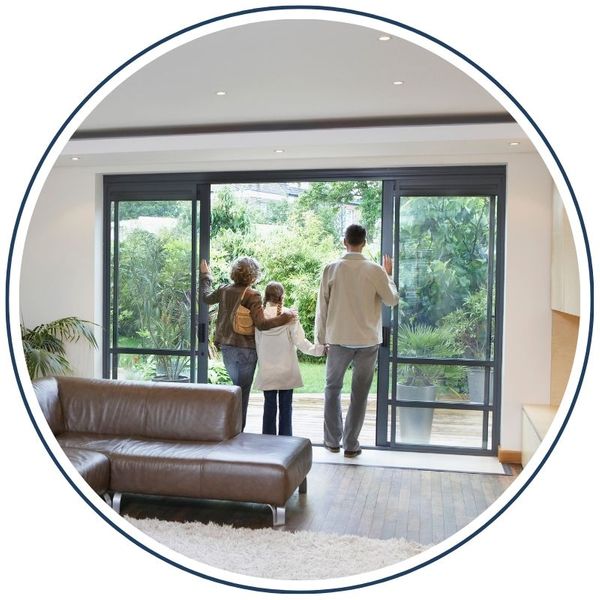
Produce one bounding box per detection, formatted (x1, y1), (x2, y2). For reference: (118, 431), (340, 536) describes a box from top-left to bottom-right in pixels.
(521, 404), (559, 466)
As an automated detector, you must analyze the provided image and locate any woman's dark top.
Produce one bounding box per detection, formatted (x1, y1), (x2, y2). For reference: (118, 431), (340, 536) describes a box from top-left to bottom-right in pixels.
(200, 275), (292, 349)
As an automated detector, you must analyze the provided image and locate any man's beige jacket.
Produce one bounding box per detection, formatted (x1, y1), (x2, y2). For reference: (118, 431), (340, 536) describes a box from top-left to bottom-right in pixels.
(315, 253), (400, 346)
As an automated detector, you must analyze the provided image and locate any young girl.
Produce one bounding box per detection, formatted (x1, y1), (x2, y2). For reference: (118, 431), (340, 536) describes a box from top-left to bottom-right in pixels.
(254, 281), (325, 436)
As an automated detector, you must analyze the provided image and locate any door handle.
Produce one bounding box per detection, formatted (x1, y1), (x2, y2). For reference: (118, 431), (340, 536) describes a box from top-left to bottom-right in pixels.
(382, 326), (390, 348)
(198, 323), (206, 344)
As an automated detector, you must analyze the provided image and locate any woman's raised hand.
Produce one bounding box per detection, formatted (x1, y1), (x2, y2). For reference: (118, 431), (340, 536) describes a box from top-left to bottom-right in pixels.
(200, 259), (211, 276)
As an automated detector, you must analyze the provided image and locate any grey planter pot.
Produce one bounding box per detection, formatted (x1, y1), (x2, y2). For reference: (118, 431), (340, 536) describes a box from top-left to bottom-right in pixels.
(152, 375), (190, 384)
(397, 384), (436, 444)
(467, 366), (492, 404)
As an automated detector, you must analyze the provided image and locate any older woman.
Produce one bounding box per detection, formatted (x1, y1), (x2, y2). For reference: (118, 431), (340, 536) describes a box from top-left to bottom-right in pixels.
(200, 257), (295, 430)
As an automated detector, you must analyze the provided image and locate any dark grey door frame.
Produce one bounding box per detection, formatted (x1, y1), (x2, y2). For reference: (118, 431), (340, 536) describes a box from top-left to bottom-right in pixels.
(376, 167), (506, 456)
(104, 165), (505, 455)
(103, 180), (210, 382)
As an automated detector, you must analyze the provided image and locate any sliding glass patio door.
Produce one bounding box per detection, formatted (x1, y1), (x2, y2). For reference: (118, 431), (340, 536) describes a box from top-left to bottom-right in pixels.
(103, 180), (210, 383)
(377, 168), (505, 454)
(104, 167), (504, 455)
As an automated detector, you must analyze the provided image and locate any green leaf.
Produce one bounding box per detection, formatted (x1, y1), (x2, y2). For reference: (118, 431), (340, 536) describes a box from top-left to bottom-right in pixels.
(21, 317), (98, 380)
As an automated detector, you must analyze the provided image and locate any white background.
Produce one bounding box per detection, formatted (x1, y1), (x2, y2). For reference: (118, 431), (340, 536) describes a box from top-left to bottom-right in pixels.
(1, 1), (598, 598)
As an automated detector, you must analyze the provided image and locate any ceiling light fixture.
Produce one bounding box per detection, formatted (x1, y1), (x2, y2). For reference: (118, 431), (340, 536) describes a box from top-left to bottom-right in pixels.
(71, 157), (80, 161)
(274, 149), (285, 153)
(393, 80), (404, 85)
(509, 141), (520, 146)
(215, 91), (227, 96)
(378, 35), (391, 41)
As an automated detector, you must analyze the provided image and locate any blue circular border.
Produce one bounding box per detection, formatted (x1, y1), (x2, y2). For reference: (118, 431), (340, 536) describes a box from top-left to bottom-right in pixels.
(5, 4), (594, 595)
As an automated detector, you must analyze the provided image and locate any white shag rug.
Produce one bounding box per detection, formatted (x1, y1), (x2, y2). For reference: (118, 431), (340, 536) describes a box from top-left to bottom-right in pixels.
(126, 517), (428, 580)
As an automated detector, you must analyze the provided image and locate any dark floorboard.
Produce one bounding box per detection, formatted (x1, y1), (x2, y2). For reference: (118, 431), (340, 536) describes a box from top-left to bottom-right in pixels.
(121, 462), (520, 546)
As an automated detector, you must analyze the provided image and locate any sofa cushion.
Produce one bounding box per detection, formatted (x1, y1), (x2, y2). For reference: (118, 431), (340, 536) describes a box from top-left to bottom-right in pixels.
(61, 447), (110, 495)
(143, 383), (242, 441)
(56, 377), (242, 441)
(58, 432), (139, 455)
(58, 433), (219, 497)
(107, 439), (219, 497)
(33, 377), (64, 435)
(59, 432), (312, 507)
(201, 433), (312, 507)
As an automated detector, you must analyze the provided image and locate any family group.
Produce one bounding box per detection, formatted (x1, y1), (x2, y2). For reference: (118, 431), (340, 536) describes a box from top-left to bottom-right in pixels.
(200, 224), (399, 457)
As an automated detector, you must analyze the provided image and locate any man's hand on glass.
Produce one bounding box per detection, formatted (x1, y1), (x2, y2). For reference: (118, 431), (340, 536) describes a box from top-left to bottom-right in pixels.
(382, 254), (393, 276)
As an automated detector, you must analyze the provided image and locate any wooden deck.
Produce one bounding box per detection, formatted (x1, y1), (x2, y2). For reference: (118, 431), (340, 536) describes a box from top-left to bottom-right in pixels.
(246, 393), (490, 449)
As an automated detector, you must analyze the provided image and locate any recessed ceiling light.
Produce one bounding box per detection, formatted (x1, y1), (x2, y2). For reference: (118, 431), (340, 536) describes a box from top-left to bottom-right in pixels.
(215, 91), (227, 96)
(393, 80), (404, 85)
(274, 149), (285, 153)
(71, 157), (80, 161)
(378, 35), (391, 41)
(509, 141), (520, 146)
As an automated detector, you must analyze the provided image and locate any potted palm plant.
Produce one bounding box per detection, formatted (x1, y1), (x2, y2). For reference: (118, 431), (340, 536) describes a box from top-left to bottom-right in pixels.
(442, 288), (490, 403)
(21, 316), (98, 379)
(139, 290), (192, 383)
(396, 323), (457, 444)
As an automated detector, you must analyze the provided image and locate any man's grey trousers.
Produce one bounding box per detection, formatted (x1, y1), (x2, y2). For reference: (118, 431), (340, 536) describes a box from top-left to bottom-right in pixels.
(323, 344), (379, 452)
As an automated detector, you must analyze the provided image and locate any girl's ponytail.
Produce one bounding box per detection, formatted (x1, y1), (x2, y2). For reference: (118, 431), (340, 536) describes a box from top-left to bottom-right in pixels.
(264, 281), (285, 314)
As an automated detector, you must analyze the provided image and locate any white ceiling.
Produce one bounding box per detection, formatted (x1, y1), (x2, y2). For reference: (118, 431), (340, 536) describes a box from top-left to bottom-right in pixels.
(78, 19), (507, 132)
(61, 19), (531, 168)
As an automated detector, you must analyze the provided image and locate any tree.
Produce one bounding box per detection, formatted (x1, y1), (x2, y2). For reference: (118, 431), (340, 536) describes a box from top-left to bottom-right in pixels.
(398, 196), (490, 326)
(118, 201), (181, 220)
(294, 181), (382, 242)
(211, 186), (251, 236)
(118, 227), (192, 379)
(256, 214), (338, 345)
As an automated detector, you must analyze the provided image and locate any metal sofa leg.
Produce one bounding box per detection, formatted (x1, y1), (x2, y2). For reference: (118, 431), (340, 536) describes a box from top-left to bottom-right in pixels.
(269, 505), (286, 527)
(112, 492), (122, 514)
(299, 477), (307, 494)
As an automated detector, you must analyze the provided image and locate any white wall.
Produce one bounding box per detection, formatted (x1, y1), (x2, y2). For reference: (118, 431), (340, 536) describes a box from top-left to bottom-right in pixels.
(501, 155), (553, 450)
(551, 185), (580, 316)
(19, 151), (555, 451)
(19, 168), (104, 377)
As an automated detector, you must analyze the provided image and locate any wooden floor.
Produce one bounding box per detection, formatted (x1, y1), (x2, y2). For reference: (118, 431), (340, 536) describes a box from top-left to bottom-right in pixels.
(122, 462), (520, 546)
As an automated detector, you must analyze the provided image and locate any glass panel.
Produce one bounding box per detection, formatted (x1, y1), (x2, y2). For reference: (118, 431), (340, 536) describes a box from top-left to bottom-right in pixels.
(397, 196), (492, 361)
(208, 181), (382, 400)
(385, 192), (499, 452)
(396, 408), (487, 448)
(117, 353), (191, 383)
(392, 364), (494, 405)
(486, 413), (494, 451)
(116, 200), (192, 351)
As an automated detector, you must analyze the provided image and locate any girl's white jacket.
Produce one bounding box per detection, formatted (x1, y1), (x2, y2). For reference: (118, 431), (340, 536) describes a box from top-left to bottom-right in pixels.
(254, 303), (325, 391)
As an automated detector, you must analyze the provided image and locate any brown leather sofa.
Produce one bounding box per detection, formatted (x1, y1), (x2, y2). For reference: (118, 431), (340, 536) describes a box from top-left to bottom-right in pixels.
(33, 376), (312, 526)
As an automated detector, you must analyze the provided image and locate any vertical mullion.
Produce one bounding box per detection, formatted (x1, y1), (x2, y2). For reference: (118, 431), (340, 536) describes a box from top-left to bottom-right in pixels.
(196, 184), (211, 383)
(111, 200), (119, 379)
(492, 188), (506, 454)
(482, 195), (496, 448)
(482, 368), (491, 449)
(189, 197), (198, 382)
(376, 180), (394, 446)
(102, 183), (111, 379)
(486, 196), (496, 363)
(390, 187), (401, 446)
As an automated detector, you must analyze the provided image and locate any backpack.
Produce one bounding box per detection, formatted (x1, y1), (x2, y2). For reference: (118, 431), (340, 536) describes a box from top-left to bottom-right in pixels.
(232, 287), (255, 335)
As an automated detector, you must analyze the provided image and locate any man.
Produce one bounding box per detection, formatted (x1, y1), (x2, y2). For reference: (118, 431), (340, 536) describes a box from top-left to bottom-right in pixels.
(315, 224), (399, 457)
